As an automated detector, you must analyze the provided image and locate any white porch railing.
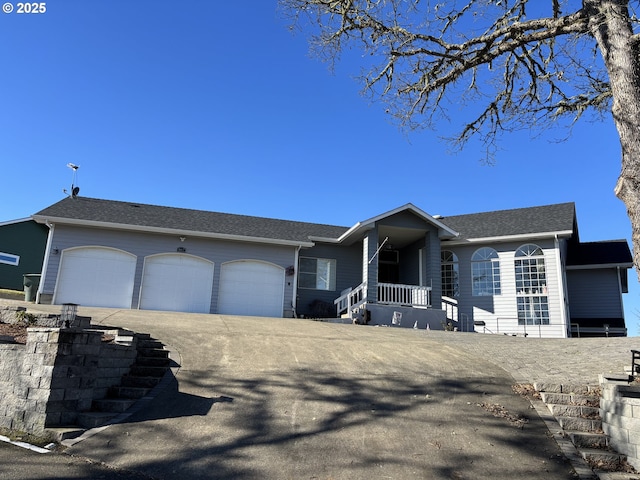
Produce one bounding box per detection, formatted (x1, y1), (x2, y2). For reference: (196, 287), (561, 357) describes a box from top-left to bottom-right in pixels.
(377, 283), (431, 308)
(442, 295), (458, 322)
(334, 282), (432, 319)
(334, 282), (368, 318)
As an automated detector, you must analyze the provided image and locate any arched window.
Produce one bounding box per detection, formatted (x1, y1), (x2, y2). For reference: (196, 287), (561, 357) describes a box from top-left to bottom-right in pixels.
(514, 244), (549, 325)
(441, 250), (459, 297)
(471, 247), (501, 296)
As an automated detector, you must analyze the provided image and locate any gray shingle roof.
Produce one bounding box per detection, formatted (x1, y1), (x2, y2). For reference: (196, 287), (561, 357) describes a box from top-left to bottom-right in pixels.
(439, 202), (576, 241)
(33, 197), (580, 245)
(33, 197), (349, 244)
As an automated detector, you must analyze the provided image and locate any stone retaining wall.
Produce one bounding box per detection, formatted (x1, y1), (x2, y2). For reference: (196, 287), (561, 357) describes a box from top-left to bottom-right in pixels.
(0, 305), (90, 328)
(0, 327), (137, 434)
(600, 377), (640, 470)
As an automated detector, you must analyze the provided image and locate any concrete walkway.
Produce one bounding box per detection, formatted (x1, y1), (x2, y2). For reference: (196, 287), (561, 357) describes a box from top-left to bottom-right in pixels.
(8, 302), (639, 479)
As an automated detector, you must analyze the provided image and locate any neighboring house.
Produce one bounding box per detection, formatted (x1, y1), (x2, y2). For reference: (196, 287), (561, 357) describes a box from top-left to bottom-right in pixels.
(0, 218), (48, 291)
(31, 197), (633, 338)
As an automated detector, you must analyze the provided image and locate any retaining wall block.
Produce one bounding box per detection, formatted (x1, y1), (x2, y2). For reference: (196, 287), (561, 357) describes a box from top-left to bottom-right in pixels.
(629, 426), (640, 444)
(604, 423), (630, 444)
(79, 377), (96, 389)
(44, 412), (61, 426)
(26, 330), (55, 344)
(47, 389), (65, 402)
(27, 388), (50, 402)
(18, 375), (40, 389)
(603, 410), (640, 430)
(35, 342), (59, 356)
(72, 344), (101, 356)
(57, 343), (73, 355)
(62, 389), (83, 401)
(60, 411), (78, 425)
(50, 377), (80, 390)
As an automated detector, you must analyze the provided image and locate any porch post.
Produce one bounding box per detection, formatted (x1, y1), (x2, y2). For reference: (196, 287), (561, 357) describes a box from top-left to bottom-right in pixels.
(363, 229), (379, 303)
(425, 230), (442, 308)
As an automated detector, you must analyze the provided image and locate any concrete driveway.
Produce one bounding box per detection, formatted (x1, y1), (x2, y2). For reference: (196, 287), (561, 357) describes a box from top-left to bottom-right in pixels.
(51, 308), (577, 480)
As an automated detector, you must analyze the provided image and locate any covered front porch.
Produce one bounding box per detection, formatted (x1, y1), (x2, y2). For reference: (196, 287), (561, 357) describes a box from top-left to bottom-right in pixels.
(334, 281), (446, 328)
(328, 206), (458, 329)
(296, 204), (458, 325)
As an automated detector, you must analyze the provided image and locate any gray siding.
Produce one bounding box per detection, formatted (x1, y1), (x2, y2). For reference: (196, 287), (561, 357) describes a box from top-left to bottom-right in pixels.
(296, 242), (362, 317)
(426, 230), (442, 305)
(442, 238), (568, 338)
(399, 238), (424, 286)
(567, 269), (623, 318)
(42, 225), (297, 316)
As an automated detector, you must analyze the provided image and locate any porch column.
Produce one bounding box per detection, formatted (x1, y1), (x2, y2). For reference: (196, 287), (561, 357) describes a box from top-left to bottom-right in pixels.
(425, 230), (442, 307)
(363, 229), (379, 303)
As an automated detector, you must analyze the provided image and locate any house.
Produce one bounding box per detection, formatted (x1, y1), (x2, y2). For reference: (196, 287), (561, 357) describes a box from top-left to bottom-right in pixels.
(0, 218), (48, 292)
(31, 196), (633, 338)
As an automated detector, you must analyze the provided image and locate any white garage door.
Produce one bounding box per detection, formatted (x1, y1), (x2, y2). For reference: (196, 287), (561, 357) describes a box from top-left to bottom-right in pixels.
(139, 254), (214, 313)
(54, 247), (136, 308)
(218, 261), (285, 317)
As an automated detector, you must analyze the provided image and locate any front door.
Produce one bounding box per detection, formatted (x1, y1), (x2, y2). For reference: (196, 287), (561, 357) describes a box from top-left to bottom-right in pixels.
(378, 249), (399, 283)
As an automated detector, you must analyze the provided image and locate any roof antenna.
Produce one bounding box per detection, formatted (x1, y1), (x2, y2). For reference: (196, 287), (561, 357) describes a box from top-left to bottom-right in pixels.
(63, 163), (80, 198)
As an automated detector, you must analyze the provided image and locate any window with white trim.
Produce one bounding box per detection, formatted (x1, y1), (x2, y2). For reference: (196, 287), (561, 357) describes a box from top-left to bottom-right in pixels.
(299, 257), (337, 291)
(514, 244), (549, 325)
(472, 247), (501, 296)
(441, 250), (459, 297)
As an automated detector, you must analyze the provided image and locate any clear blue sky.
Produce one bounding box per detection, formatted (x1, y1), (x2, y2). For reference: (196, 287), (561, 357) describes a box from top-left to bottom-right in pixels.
(1, 1), (637, 332)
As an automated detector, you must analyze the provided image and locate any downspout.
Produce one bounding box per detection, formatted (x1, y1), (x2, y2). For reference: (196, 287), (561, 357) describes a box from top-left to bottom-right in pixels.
(617, 266), (625, 326)
(291, 245), (302, 317)
(37, 221), (55, 304)
(554, 234), (570, 338)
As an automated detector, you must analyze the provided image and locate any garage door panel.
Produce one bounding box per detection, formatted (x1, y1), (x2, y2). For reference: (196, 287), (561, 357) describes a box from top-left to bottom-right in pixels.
(54, 247), (136, 308)
(218, 261), (284, 317)
(139, 254), (214, 313)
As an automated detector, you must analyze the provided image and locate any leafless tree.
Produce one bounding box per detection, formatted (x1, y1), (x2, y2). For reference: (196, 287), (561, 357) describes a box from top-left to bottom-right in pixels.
(281, 0), (640, 277)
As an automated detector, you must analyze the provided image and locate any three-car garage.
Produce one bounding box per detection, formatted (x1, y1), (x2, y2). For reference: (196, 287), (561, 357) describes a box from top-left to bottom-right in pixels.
(52, 247), (286, 317)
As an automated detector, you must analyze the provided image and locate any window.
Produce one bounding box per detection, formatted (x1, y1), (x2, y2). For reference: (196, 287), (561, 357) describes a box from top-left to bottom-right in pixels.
(299, 257), (337, 291)
(472, 247), (501, 296)
(514, 244), (549, 325)
(441, 250), (459, 297)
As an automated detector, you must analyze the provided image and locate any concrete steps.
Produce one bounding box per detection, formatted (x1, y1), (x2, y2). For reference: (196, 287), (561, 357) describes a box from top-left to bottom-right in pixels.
(46, 333), (170, 440)
(535, 383), (634, 479)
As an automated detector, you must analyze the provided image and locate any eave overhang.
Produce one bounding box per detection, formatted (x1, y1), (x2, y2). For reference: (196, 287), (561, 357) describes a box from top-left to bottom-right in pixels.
(31, 215), (315, 248)
(441, 230), (574, 246)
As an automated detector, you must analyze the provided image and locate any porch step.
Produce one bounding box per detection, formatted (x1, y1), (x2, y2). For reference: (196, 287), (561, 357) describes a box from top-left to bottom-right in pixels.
(569, 431), (610, 449)
(76, 411), (120, 429)
(121, 374), (163, 388)
(129, 365), (169, 377)
(548, 404), (601, 418)
(44, 426), (86, 442)
(137, 338), (164, 349)
(540, 391), (599, 407)
(54, 333), (171, 435)
(135, 355), (171, 367)
(108, 386), (151, 399)
(580, 448), (627, 467)
(138, 347), (170, 358)
(534, 383), (636, 478)
(557, 415), (602, 433)
(92, 398), (137, 413)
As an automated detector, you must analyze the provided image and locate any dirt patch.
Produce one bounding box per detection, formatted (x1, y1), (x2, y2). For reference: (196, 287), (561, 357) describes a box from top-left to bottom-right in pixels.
(0, 322), (27, 344)
(512, 383), (542, 400)
(479, 402), (529, 429)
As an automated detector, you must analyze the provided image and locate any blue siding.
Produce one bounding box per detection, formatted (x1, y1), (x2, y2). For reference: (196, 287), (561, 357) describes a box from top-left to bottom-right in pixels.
(296, 242), (362, 317)
(567, 269), (623, 318)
